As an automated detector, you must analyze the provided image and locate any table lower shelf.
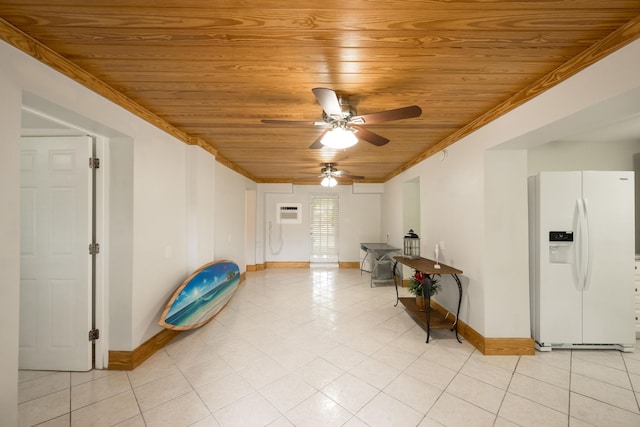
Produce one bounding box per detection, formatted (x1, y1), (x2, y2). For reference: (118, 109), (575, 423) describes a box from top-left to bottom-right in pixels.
(398, 297), (455, 330)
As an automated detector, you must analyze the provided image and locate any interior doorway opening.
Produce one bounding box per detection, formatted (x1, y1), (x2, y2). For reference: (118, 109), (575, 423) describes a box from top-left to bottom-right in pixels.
(19, 96), (115, 370)
(402, 177), (421, 276)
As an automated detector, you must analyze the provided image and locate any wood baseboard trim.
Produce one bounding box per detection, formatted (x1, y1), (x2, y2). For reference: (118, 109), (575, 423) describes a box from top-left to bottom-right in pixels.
(264, 261), (310, 268)
(430, 300), (534, 355)
(484, 338), (535, 355)
(251, 262), (360, 270)
(108, 328), (180, 370)
(338, 262), (359, 268)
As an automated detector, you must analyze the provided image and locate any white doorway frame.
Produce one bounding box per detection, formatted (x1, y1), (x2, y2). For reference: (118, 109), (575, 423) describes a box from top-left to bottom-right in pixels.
(309, 193), (339, 264)
(21, 106), (110, 369)
(93, 135), (109, 369)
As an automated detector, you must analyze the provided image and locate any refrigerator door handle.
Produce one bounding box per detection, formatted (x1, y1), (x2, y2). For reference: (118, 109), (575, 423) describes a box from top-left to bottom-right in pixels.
(582, 198), (592, 290)
(575, 199), (585, 289)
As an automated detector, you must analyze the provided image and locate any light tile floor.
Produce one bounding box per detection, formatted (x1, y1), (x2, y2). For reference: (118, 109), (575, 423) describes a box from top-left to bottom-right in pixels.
(17, 267), (640, 426)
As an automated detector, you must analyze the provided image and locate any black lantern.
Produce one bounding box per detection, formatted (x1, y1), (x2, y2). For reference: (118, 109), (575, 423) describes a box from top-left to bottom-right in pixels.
(403, 229), (420, 259)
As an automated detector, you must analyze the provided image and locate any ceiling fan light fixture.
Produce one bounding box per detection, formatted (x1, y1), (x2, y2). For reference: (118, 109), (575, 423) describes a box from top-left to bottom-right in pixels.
(320, 127), (358, 149)
(320, 176), (338, 187)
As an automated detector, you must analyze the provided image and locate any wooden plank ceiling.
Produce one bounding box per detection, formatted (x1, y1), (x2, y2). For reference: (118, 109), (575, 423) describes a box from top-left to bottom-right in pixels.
(1, 1), (639, 184)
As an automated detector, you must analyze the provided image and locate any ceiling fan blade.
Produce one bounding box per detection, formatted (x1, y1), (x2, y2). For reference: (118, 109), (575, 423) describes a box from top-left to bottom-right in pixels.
(352, 126), (390, 146)
(340, 174), (365, 180)
(261, 119), (318, 126)
(309, 129), (329, 149)
(312, 87), (343, 118)
(332, 169), (351, 176)
(350, 105), (422, 125)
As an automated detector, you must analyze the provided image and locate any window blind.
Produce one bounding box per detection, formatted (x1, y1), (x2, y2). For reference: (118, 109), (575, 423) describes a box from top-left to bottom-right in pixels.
(310, 194), (339, 262)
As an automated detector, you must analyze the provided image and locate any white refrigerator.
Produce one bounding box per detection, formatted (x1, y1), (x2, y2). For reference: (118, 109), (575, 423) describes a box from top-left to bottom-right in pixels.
(528, 171), (635, 352)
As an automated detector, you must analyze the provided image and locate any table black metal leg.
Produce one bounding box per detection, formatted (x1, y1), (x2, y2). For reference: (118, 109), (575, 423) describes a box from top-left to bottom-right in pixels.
(392, 261), (399, 306)
(426, 288), (431, 343)
(452, 274), (463, 343)
(360, 252), (369, 276)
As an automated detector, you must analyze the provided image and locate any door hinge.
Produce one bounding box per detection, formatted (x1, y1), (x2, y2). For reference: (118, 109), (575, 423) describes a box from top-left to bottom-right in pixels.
(89, 243), (100, 255)
(89, 329), (100, 341)
(89, 157), (100, 168)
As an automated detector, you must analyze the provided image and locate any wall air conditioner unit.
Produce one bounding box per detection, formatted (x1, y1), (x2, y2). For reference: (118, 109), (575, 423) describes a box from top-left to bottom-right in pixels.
(277, 203), (302, 224)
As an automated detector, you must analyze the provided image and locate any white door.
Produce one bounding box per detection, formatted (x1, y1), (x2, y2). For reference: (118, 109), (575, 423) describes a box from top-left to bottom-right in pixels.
(20, 136), (93, 371)
(309, 194), (339, 263)
(581, 171), (635, 344)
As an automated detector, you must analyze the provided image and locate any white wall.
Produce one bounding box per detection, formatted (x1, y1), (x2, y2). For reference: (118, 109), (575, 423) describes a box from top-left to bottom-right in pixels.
(245, 189), (257, 267)
(108, 136), (135, 349)
(260, 185), (381, 263)
(339, 188), (382, 261)
(215, 163), (257, 271)
(187, 145), (217, 272)
(130, 128), (190, 346)
(382, 39), (640, 338)
(484, 150), (530, 337)
(402, 178), (420, 235)
(528, 139), (640, 174)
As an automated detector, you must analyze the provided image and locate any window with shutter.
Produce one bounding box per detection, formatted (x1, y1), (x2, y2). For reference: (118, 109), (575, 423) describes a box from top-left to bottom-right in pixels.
(309, 194), (339, 263)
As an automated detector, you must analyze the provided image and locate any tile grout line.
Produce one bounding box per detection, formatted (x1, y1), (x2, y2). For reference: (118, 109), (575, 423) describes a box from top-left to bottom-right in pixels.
(492, 355), (520, 426)
(621, 351), (640, 414)
(126, 369), (147, 426)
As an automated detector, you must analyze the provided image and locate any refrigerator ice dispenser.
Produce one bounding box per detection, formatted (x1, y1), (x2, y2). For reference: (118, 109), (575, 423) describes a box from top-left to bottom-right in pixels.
(549, 231), (573, 264)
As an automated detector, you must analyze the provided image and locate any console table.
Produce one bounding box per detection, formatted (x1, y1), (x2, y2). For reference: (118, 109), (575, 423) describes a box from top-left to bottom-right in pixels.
(392, 256), (463, 343)
(360, 243), (401, 287)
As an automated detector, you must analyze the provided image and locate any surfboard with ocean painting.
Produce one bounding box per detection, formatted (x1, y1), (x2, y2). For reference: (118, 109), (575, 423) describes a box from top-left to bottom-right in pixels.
(159, 260), (240, 330)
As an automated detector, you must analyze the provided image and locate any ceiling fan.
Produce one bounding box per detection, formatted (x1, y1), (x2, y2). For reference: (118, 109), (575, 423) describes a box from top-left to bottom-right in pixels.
(303, 163), (364, 187)
(261, 88), (422, 149)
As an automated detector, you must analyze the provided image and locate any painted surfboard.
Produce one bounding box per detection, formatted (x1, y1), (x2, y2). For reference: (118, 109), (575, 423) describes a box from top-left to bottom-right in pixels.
(159, 260), (240, 331)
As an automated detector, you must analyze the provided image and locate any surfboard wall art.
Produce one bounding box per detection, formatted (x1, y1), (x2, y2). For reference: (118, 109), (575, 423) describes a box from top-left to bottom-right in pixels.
(159, 260), (240, 331)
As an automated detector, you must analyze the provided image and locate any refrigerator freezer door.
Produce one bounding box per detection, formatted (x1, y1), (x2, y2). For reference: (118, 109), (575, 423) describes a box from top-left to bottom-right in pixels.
(581, 171), (635, 345)
(536, 172), (583, 344)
